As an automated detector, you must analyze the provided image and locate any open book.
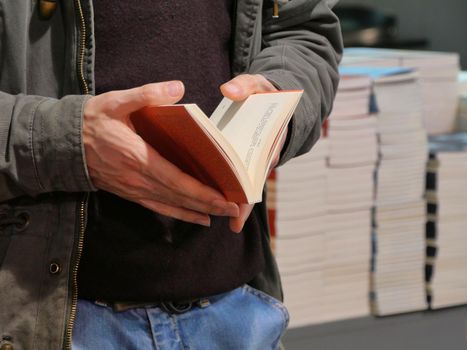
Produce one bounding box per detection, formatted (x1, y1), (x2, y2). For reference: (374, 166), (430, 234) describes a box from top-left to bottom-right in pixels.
(130, 90), (303, 203)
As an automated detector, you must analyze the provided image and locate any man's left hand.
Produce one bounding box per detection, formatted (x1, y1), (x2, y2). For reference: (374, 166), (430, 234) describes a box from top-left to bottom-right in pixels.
(220, 74), (286, 233)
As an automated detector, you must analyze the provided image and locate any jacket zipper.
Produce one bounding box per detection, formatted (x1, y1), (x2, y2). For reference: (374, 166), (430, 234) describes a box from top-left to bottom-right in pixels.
(75, 0), (89, 95)
(64, 195), (87, 350)
(64, 0), (89, 348)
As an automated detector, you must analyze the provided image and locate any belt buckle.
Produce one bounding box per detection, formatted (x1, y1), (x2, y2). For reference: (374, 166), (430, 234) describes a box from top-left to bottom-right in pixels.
(160, 301), (193, 314)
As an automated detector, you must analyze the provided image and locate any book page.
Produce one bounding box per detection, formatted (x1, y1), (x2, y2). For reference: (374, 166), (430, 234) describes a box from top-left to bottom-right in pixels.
(210, 98), (240, 125)
(212, 92), (301, 184)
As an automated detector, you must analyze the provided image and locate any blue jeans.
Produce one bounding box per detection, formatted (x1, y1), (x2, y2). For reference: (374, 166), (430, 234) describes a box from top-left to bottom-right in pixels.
(72, 285), (289, 350)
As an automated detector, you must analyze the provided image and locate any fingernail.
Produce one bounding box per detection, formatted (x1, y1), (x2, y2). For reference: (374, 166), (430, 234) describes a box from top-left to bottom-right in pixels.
(229, 203), (240, 217)
(213, 200), (239, 217)
(168, 81), (183, 97)
(223, 83), (242, 96)
(195, 217), (211, 227)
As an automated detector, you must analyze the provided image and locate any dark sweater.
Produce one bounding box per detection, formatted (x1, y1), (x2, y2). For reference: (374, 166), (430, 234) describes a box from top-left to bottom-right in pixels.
(77, 0), (265, 302)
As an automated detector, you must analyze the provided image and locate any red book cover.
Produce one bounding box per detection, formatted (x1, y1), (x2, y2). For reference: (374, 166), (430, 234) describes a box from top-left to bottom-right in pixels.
(266, 170), (277, 238)
(130, 106), (248, 203)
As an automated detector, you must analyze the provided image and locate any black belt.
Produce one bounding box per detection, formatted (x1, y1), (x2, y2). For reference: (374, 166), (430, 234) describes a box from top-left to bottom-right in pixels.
(95, 298), (211, 314)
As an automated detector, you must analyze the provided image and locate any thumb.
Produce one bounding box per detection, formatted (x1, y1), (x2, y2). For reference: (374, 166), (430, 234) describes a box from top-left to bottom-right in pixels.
(100, 81), (185, 117)
(220, 74), (276, 101)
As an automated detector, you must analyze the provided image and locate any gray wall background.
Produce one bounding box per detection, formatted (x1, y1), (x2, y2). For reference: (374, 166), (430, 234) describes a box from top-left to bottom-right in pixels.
(338, 0), (467, 69)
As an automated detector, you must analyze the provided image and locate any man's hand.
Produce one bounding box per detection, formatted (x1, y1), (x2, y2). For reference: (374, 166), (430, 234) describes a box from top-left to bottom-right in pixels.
(83, 81), (239, 226)
(220, 74), (286, 233)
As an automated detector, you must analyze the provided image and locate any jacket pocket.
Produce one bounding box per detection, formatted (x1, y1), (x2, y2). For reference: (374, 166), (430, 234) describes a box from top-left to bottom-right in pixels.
(0, 198), (56, 268)
(0, 207), (30, 267)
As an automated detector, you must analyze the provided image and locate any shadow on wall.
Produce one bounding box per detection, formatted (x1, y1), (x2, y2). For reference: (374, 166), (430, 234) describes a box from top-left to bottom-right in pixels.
(334, 5), (428, 49)
(336, 0), (467, 69)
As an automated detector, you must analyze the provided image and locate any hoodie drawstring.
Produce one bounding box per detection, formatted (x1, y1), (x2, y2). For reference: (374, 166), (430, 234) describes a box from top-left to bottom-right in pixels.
(273, 0), (279, 18)
(39, 0), (58, 21)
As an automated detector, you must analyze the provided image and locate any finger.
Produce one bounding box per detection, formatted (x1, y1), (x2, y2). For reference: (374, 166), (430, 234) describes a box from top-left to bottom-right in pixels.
(100, 81), (185, 117)
(220, 74), (277, 101)
(140, 174), (240, 217)
(96, 172), (214, 226)
(142, 144), (240, 217)
(171, 191), (240, 217)
(139, 199), (211, 227)
(229, 203), (255, 233)
(108, 167), (239, 218)
(147, 171), (240, 217)
(270, 125), (289, 170)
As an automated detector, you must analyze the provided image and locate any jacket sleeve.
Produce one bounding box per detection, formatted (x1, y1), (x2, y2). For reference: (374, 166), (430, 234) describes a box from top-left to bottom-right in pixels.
(248, 0), (343, 165)
(0, 92), (96, 202)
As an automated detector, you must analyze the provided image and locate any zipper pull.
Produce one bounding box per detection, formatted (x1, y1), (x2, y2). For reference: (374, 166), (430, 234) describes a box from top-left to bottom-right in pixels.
(39, 0), (57, 21)
(273, 0), (279, 18)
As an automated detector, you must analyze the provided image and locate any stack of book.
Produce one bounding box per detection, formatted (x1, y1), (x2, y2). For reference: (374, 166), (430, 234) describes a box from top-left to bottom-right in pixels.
(268, 138), (329, 327)
(320, 73), (376, 322)
(342, 48), (461, 135)
(272, 73), (377, 326)
(426, 133), (467, 309)
(372, 200), (427, 315)
(340, 66), (428, 316)
(321, 210), (372, 322)
(327, 74), (377, 210)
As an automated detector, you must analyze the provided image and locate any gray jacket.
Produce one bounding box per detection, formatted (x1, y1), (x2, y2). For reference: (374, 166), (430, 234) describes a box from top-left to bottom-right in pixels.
(0, 0), (342, 349)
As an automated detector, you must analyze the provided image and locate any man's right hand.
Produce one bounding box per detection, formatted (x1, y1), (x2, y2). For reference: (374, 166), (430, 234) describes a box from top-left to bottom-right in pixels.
(83, 81), (239, 226)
